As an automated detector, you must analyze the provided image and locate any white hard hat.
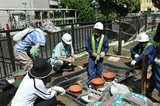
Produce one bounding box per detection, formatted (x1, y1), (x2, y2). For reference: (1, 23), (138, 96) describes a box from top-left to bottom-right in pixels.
(137, 32), (149, 42)
(62, 33), (72, 44)
(94, 22), (104, 30)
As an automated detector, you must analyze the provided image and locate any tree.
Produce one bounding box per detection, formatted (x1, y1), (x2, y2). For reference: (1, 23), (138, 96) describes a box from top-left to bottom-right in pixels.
(97, 0), (140, 19)
(60, 0), (96, 22)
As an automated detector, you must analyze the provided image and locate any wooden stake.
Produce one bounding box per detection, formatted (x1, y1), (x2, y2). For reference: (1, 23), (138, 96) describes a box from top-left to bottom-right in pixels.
(141, 53), (148, 96)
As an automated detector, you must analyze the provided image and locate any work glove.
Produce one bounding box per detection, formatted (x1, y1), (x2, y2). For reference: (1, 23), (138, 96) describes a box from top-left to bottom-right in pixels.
(54, 86), (65, 95)
(131, 60), (136, 66)
(154, 57), (160, 65)
(96, 55), (100, 61)
(95, 55), (100, 64)
(30, 46), (40, 61)
(134, 54), (139, 58)
(100, 52), (105, 58)
(147, 64), (152, 72)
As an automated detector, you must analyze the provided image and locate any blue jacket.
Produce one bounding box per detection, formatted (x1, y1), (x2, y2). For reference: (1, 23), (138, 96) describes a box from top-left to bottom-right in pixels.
(86, 34), (109, 55)
(130, 43), (155, 63)
(14, 30), (46, 52)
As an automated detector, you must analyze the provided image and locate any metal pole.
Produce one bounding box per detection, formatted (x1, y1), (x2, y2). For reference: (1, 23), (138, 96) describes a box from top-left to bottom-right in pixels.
(145, 14), (147, 32)
(71, 24), (75, 52)
(118, 17), (122, 55)
(151, 14), (156, 31)
(138, 16), (140, 34)
(64, 11), (65, 24)
(25, 10), (27, 27)
(105, 20), (108, 36)
(136, 17), (139, 34)
(75, 11), (77, 23)
(40, 11), (43, 26)
(0, 42), (7, 76)
(48, 11), (50, 20)
(7, 10), (12, 29)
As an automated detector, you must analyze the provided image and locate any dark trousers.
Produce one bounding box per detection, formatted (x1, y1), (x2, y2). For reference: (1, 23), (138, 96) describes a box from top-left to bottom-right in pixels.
(87, 57), (103, 85)
(34, 96), (57, 106)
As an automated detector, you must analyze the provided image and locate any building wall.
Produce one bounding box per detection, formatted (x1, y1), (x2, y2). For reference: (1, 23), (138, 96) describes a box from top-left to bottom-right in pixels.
(0, 0), (31, 8)
(0, 0), (58, 29)
(141, 0), (158, 11)
(0, 0), (57, 9)
(33, 0), (49, 8)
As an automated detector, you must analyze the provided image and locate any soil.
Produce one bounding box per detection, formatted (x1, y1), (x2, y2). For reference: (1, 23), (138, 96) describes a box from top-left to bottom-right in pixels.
(6, 55), (160, 106)
(49, 55), (160, 106)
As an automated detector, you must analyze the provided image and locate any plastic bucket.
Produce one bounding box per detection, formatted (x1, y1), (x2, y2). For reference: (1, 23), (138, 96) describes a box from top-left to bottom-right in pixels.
(13, 70), (26, 86)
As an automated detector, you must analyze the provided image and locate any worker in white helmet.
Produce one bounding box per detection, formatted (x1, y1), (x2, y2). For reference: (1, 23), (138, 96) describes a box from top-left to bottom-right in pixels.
(86, 22), (109, 86)
(50, 33), (77, 73)
(146, 0), (160, 98)
(130, 32), (155, 70)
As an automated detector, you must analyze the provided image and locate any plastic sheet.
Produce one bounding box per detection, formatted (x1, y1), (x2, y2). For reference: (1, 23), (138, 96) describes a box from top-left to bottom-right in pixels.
(108, 92), (153, 106)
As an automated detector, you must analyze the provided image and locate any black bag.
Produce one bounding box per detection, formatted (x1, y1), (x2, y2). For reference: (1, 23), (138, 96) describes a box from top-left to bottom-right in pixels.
(0, 79), (10, 92)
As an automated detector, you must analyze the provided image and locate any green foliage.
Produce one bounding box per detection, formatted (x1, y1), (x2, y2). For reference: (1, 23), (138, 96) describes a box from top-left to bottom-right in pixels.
(56, 20), (66, 25)
(60, 0), (140, 22)
(96, 12), (106, 20)
(97, 0), (140, 19)
(60, 0), (96, 22)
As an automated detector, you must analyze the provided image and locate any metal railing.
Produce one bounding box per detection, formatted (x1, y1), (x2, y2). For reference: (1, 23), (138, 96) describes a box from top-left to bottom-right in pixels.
(0, 14), (156, 79)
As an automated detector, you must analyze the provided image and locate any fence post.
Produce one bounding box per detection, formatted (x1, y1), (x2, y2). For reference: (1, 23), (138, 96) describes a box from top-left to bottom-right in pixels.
(105, 20), (108, 36)
(118, 18), (122, 55)
(141, 53), (148, 96)
(145, 14), (147, 32)
(152, 14), (156, 30)
(40, 11), (43, 26)
(71, 24), (75, 51)
(6, 30), (16, 72)
(151, 14), (156, 31)
(137, 17), (140, 34)
(0, 42), (7, 76)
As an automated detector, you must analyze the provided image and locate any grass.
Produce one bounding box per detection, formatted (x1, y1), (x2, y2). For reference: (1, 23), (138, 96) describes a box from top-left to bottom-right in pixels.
(108, 45), (131, 56)
(123, 41), (138, 50)
(77, 54), (89, 60)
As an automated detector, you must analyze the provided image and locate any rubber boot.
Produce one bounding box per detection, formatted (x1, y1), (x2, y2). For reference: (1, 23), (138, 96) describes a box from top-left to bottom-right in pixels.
(146, 86), (154, 98)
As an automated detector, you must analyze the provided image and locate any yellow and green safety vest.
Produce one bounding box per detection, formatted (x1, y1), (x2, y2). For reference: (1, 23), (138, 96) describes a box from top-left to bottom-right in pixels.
(92, 34), (104, 55)
(138, 43), (152, 54)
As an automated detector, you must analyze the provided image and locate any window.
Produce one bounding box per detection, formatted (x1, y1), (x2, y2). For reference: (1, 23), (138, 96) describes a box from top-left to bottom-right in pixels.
(147, 0), (151, 3)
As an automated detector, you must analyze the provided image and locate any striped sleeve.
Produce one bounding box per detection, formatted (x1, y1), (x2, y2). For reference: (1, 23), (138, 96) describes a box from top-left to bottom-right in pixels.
(30, 31), (46, 46)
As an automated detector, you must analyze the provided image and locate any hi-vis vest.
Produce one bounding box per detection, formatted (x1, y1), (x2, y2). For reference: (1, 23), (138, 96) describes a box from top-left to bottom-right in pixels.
(92, 34), (104, 55)
(138, 43), (152, 54)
